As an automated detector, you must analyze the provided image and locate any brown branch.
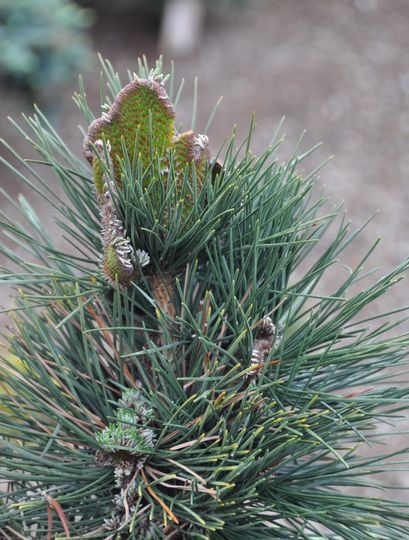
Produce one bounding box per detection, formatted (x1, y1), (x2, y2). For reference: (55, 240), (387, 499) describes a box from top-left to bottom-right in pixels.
(141, 469), (179, 524)
(149, 274), (176, 320)
(47, 503), (53, 540)
(44, 493), (71, 538)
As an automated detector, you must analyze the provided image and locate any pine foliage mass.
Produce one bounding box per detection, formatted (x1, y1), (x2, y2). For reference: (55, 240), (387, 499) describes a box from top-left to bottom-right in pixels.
(1, 57), (409, 539)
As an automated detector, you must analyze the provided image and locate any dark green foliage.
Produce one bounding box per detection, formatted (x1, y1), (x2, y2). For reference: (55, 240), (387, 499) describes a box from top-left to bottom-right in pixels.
(0, 0), (94, 94)
(1, 57), (409, 539)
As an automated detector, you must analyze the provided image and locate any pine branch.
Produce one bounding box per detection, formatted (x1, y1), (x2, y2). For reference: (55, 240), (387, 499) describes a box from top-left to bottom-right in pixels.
(0, 56), (409, 539)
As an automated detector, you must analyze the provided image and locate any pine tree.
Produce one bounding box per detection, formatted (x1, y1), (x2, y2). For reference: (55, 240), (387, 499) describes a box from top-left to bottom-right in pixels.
(1, 56), (409, 539)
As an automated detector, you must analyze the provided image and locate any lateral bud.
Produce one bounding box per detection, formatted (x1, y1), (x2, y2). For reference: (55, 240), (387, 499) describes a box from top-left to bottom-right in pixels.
(249, 316), (278, 377)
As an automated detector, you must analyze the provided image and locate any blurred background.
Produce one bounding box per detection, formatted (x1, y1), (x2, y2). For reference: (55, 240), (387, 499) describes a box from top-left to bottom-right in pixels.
(1, 0), (409, 492)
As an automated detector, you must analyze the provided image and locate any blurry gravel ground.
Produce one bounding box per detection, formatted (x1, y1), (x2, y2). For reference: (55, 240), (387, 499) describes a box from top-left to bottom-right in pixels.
(1, 0), (409, 495)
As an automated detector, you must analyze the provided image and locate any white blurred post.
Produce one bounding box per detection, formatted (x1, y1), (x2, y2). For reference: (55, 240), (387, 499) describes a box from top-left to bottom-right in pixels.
(160, 0), (205, 56)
